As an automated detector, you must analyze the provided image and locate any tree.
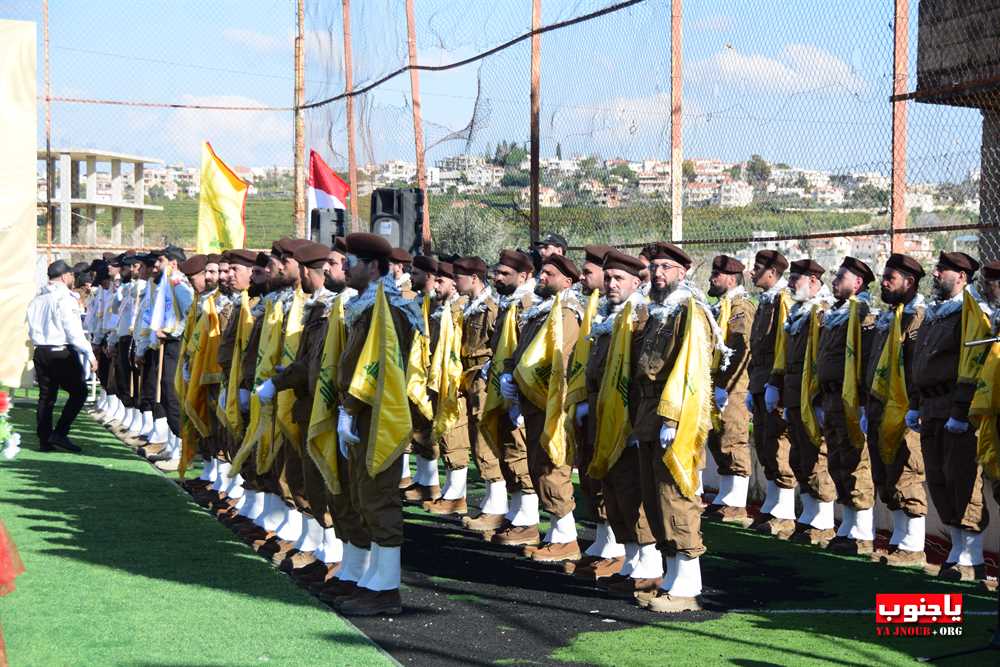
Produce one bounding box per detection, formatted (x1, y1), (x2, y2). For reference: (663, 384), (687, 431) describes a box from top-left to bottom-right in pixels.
(556, 142), (562, 160)
(504, 144), (527, 168)
(608, 163), (638, 187)
(148, 184), (166, 200)
(850, 184), (889, 208)
(746, 154), (771, 186)
(682, 159), (696, 182)
(501, 170), (530, 188)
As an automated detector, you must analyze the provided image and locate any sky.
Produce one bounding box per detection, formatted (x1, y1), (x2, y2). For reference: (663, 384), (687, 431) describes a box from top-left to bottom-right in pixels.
(2, 0), (983, 184)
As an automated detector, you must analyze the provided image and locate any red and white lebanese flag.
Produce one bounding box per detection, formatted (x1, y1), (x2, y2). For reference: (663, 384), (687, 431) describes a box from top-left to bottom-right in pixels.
(307, 149), (349, 213)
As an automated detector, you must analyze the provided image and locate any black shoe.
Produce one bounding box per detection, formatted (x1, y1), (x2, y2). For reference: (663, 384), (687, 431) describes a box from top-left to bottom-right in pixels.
(49, 433), (82, 453)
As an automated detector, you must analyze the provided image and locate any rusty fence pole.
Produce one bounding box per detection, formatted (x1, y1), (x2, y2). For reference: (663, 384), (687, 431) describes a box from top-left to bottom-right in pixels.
(405, 0), (432, 252)
(342, 0), (361, 232)
(529, 0), (542, 245)
(670, 0), (683, 243)
(890, 0), (909, 253)
(293, 0), (307, 238)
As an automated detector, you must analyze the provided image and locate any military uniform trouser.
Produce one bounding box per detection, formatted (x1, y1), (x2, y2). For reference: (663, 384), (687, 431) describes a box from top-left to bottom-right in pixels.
(786, 406), (837, 503)
(920, 417), (989, 532)
(524, 409), (575, 519)
(576, 400), (606, 522)
(116, 337), (136, 407)
(751, 392), (796, 488)
(441, 390), (473, 471)
(347, 408), (405, 547)
(821, 392), (874, 510)
(708, 387), (752, 478)
(329, 445), (369, 549)
(637, 440), (705, 558)
(410, 409), (440, 464)
(277, 439), (309, 512)
(496, 411), (535, 493)
(467, 378), (504, 482)
(139, 349), (158, 413)
(301, 444), (334, 528)
(603, 445), (654, 545)
(866, 412), (927, 517)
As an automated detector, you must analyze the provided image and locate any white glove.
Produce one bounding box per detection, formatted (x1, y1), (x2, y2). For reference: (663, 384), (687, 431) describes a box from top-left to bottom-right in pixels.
(575, 402), (589, 427)
(659, 422), (677, 449)
(944, 417), (969, 434)
(337, 407), (361, 447)
(218, 388), (228, 412)
(182, 362), (191, 382)
(238, 389), (250, 412)
(508, 402), (525, 429)
(480, 360), (492, 382)
(745, 392), (754, 412)
(859, 407), (868, 435)
(499, 373), (518, 401)
(764, 383), (780, 413)
(256, 379), (276, 404)
(904, 409), (920, 432)
(714, 387), (728, 411)
(814, 406), (825, 428)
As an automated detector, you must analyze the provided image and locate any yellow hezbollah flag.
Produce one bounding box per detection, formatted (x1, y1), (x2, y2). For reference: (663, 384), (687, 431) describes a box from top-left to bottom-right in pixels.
(971, 340), (1000, 482)
(771, 292), (792, 374)
(799, 307), (824, 448)
(223, 291), (254, 435)
(566, 290), (600, 407)
(348, 282), (413, 477)
(514, 292), (570, 466)
(710, 295), (732, 430)
(406, 294), (433, 420)
(275, 288), (306, 449)
(870, 304), (908, 464)
(431, 302), (464, 441)
(306, 295), (348, 494)
(231, 299), (284, 474)
(657, 298), (713, 500)
(179, 294), (222, 477)
(587, 300), (634, 480)
(841, 297), (865, 448)
(196, 141), (248, 253)
(480, 303), (519, 456)
(959, 288), (991, 384)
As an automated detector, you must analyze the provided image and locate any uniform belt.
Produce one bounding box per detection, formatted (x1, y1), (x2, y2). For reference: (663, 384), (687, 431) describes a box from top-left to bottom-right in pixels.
(919, 384), (951, 398)
(35, 344), (67, 351)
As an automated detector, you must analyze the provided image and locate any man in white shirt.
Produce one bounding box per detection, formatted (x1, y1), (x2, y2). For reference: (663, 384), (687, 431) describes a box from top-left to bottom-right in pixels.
(26, 259), (99, 453)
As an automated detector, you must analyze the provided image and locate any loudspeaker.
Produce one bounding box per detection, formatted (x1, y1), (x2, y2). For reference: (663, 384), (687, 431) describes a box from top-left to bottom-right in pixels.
(310, 208), (346, 245)
(370, 187), (424, 253)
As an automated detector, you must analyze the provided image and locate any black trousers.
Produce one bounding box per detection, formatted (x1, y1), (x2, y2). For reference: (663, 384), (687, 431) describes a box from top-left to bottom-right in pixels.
(139, 348), (159, 414)
(159, 339), (181, 436)
(116, 337), (136, 407)
(34, 346), (87, 446)
(96, 343), (111, 390)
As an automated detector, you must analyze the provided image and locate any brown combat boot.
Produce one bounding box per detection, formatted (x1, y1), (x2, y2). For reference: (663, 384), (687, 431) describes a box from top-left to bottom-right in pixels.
(939, 563), (985, 582)
(645, 590), (702, 613)
(339, 588), (403, 616)
(575, 556), (624, 580)
(462, 513), (506, 533)
(827, 538), (874, 555)
(530, 541), (581, 563)
(423, 497), (468, 516)
(791, 526), (836, 547)
(398, 476), (414, 490)
(563, 554), (602, 575)
(755, 517), (796, 540)
(492, 524), (540, 546)
(882, 548), (926, 569)
(402, 483), (440, 504)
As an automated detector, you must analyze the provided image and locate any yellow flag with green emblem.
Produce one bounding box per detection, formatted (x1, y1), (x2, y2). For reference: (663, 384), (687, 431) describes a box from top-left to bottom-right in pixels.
(771, 292), (792, 374)
(223, 291), (254, 435)
(657, 298), (713, 500)
(841, 297), (865, 448)
(480, 304), (519, 455)
(180, 295), (222, 478)
(587, 300), (634, 480)
(275, 288), (306, 449)
(196, 141), (248, 253)
(406, 294), (433, 420)
(565, 290), (599, 407)
(431, 303), (464, 441)
(348, 283), (413, 477)
(971, 340), (1000, 482)
(959, 288), (991, 384)
(514, 292), (570, 466)
(870, 305), (909, 465)
(799, 307), (824, 447)
(306, 295), (348, 494)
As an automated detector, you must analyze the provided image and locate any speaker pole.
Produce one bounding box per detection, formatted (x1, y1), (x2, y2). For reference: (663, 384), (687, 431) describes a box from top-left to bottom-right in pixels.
(405, 0), (432, 253)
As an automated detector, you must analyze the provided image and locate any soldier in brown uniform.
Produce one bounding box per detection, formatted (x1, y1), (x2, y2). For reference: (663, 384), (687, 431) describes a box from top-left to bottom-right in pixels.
(402, 255), (442, 499)
(703, 255), (756, 526)
(909, 251), (989, 581)
(866, 253), (928, 568)
(335, 233), (421, 616)
(815, 257), (878, 555)
(425, 256), (498, 516)
(761, 259), (836, 544)
(629, 242), (716, 613)
(746, 250), (795, 529)
(466, 249), (538, 534)
(977, 261), (1000, 520)
(582, 250), (664, 596)
(496, 254), (582, 562)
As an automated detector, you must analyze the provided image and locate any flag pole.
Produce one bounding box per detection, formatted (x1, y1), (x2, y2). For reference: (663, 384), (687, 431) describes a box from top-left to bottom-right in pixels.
(293, 0), (307, 238)
(342, 0), (360, 232)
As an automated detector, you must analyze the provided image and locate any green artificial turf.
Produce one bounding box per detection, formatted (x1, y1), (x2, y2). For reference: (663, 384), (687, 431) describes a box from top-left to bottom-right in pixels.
(0, 394), (391, 667)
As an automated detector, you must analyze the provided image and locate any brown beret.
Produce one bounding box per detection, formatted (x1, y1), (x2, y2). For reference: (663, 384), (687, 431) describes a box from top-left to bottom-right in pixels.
(937, 251), (980, 275)
(839, 256), (875, 285)
(346, 232), (392, 261)
(332, 236), (348, 254)
(454, 256), (488, 278)
(102, 251), (117, 261)
(790, 258), (825, 278)
(255, 252), (270, 268)
(293, 241), (331, 269)
(982, 260), (1000, 281)
(226, 249), (258, 267)
(206, 253), (223, 265)
(639, 244), (655, 261)
(412, 255), (439, 274)
(389, 248), (412, 264)
(646, 242), (692, 269)
(179, 254), (207, 277)
(602, 249), (644, 277)
(437, 261), (456, 281)
(543, 254), (580, 282)
(711, 254), (745, 275)
(754, 249), (789, 274)
(884, 253), (925, 279)
(498, 249), (533, 274)
(583, 244), (614, 267)
(276, 238), (310, 260)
